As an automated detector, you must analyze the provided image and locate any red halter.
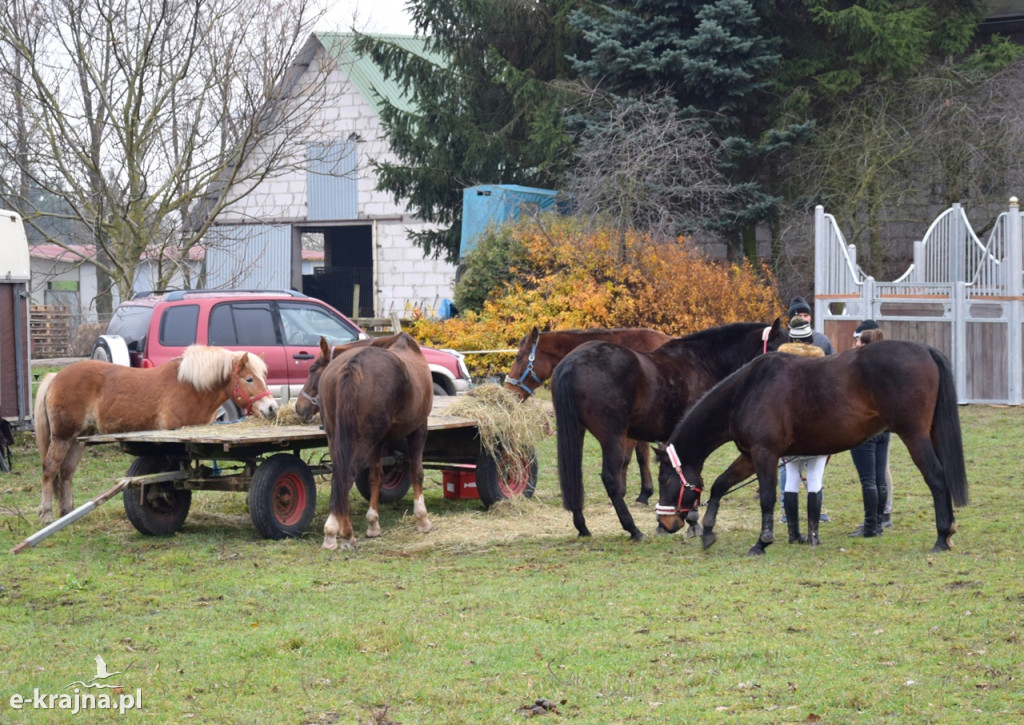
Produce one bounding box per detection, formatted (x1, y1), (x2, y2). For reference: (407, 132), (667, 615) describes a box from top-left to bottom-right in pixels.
(231, 371), (273, 416)
(654, 443), (702, 517)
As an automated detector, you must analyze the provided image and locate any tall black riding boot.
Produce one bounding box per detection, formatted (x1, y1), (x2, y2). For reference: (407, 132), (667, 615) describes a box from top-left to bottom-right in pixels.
(806, 490), (822, 547)
(784, 492), (806, 544)
(875, 480), (888, 535)
(850, 486), (880, 537)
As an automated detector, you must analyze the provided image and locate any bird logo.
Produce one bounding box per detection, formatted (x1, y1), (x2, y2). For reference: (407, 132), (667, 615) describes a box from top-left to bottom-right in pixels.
(64, 655), (123, 690)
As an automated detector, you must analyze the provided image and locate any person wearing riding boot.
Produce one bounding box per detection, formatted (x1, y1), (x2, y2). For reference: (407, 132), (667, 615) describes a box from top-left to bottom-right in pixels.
(849, 320), (894, 538)
(779, 296), (835, 527)
(778, 317), (829, 546)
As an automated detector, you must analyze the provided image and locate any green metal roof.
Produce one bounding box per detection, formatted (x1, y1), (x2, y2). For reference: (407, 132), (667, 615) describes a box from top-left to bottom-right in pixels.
(317, 32), (444, 115)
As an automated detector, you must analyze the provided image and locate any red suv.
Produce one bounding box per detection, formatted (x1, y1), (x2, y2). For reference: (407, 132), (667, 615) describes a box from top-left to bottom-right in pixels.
(92, 290), (472, 418)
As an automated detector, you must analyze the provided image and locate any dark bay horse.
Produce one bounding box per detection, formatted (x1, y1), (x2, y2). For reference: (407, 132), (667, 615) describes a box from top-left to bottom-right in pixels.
(504, 326), (671, 503)
(34, 347), (276, 522)
(552, 319), (784, 541)
(297, 333), (433, 549)
(654, 340), (969, 555)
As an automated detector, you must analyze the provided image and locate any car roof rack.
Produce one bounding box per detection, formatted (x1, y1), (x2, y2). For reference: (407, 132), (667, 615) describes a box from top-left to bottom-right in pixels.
(132, 289), (309, 302)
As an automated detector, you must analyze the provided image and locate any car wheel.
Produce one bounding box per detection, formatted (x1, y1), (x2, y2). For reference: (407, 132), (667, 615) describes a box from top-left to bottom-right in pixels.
(433, 382), (450, 396)
(216, 400), (244, 423)
(91, 339), (113, 363)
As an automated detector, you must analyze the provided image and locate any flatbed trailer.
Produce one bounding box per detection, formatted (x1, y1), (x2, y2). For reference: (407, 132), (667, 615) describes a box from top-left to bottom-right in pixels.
(77, 399), (537, 539)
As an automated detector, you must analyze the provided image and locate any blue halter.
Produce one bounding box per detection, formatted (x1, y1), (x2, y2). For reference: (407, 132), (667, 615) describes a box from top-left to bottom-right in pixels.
(503, 337), (543, 396)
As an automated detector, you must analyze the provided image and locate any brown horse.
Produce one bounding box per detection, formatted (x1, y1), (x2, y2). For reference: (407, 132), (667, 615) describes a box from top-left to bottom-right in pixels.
(34, 346), (277, 522)
(552, 319), (785, 541)
(504, 326), (671, 503)
(297, 333), (433, 549)
(654, 340), (969, 555)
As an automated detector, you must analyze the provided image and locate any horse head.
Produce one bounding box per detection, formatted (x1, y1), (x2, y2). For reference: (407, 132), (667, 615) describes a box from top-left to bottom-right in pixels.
(295, 337), (331, 423)
(653, 443), (704, 535)
(504, 326), (544, 400)
(231, 352), (278, 419)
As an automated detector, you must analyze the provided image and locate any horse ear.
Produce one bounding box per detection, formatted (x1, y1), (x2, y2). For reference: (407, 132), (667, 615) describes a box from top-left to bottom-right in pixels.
(769, 317), (784, 337)
(531, 326), (540, 338)
(319, 337), (330, 357)
(235, 352), (249, 371)
(651, 443), (669, 464)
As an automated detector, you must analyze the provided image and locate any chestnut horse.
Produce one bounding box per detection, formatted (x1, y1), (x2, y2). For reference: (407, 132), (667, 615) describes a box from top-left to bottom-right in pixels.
(34, 346), (277, 522)
(504, 326), (671, 503)
(654, 340), (969, 555)
(297, 333), (433, 549)
(552, 319), (784, 541)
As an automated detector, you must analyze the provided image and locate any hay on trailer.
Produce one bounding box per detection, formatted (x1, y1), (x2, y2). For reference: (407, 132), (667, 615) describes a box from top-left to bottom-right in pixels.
(444, 384), (552, 483)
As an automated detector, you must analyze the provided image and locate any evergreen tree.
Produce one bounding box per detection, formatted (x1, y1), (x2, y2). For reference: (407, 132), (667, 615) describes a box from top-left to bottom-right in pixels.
(355, 0), (582, 263)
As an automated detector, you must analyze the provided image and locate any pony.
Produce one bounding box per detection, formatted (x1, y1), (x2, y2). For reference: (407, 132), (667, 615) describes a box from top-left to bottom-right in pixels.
(504, 326), (672, 503)
(34, 346), (277, 522)
(551, 319), (785, 541)
(654, 340), (969, 555)
(297, 333), (433, 549)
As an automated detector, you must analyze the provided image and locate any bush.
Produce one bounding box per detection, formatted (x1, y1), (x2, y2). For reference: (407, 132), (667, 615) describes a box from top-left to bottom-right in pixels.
(410, 216), (784, 377)
(453, 223), (529, 313)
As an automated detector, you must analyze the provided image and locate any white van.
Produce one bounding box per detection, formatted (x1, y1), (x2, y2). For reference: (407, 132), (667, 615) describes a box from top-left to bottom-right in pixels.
(0, 209), (32, 433)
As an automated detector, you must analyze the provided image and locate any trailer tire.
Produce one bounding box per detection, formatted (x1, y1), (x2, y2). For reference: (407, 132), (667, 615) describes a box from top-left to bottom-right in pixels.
(476, 449), (538, 509)
(248, 454), (317, 539)
(355, 462), (412, 504)
(122, 455), (191, 536)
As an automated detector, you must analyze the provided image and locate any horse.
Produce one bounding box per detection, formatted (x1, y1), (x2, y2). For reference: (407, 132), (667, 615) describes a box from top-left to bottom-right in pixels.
(504, 326), (672, 503)
(551, 319), (785, 541)
(654, 340), (969, 555)
(34, 346), (277, 522)
(296, 333), (433, 549)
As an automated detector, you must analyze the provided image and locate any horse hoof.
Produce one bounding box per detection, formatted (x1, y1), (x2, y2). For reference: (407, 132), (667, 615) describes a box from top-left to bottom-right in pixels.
(746, 545), (766, 557)
(417, 521), (433, 534)
(634, 494), (651, 506)
(701, 533), (717, 550)
(322, 539), (338, 550)
(630, 531), (646, 542)
(685, 523), (703, 538)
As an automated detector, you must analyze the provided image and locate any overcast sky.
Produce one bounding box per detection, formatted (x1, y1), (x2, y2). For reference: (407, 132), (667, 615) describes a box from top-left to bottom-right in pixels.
(317, 0), (417, 35)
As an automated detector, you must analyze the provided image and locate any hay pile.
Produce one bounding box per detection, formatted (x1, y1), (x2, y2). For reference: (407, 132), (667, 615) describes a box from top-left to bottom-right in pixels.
(444, 383), (552, 482)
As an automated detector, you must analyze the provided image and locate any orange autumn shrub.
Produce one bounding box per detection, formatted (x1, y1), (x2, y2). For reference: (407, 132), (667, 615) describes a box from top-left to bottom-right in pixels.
(408, 216), (784, 378)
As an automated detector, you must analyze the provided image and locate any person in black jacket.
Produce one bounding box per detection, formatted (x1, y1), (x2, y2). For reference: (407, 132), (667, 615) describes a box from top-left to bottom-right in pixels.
(848, 320), (892, 537)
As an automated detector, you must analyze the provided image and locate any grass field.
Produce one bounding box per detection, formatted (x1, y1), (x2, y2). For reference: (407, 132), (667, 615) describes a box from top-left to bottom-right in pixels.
(1, 399), (1022, 723)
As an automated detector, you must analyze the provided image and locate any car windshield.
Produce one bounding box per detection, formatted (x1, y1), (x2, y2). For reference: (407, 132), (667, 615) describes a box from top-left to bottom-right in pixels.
(278, 301), (360, 347)
(106, 303), (154, 349)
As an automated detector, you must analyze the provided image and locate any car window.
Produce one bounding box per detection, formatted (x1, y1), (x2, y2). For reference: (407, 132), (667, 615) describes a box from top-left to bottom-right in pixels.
(278, 301), (360, 346)
(159, 304), (199, 347)
(209, 302), (279, 346)
(107, 303), (155, 349)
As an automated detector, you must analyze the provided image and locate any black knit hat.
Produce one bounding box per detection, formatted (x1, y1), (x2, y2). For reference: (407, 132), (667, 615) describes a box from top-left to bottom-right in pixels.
(854, 319), (879, 338)
(788, 296), (811, 319)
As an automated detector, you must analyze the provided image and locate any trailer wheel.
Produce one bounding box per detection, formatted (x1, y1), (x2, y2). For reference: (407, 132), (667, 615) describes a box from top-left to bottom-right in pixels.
(248, 454), (317, 539)
(476, 449), (538, 509)
(355, 462), (412, 504)
(122, 455), (191, 536)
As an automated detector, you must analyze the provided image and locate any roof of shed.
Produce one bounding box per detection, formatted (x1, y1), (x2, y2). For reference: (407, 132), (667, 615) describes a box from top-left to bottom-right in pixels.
(316, 32), (444, 116)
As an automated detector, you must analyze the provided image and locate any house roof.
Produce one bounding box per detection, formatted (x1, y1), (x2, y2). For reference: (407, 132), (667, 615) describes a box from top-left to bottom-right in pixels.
(316, 32), (444, 116)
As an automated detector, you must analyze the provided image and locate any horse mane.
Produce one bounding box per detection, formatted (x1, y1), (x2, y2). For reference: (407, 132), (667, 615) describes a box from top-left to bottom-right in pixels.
(666, 322), (770, 379)
(177, 346), (268, 392)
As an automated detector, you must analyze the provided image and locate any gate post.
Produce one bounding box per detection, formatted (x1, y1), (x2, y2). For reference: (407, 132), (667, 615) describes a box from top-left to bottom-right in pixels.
(1006, 197), (1022, 405)
(953, 281), (968, 403)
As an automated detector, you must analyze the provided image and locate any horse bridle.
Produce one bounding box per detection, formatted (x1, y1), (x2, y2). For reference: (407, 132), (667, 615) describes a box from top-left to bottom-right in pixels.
(654, 443), (703, 518)
(655, 325), (773, 519)
(503, 337), (543, 396)
(231, 370), (273, 416)
(298, 389), (320, 412)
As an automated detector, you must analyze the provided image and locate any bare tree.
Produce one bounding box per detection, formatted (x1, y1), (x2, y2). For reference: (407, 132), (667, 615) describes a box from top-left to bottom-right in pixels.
(0, 0), (334, 308)
(565, 94), (733, 250)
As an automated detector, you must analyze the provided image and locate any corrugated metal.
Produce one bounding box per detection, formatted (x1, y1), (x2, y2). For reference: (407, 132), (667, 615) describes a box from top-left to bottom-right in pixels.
(307, 141), (358, 220)
(204, 224), (291, 289)
(317, 33), (444, 116)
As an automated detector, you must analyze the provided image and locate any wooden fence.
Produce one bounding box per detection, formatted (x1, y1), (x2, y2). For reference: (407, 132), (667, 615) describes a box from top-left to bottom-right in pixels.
(814, 198), (1023, 404)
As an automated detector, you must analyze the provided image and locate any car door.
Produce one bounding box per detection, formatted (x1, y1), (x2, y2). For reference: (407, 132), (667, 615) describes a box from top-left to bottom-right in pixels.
(206, 301), (291, 404)
(276, 300), (363, 398)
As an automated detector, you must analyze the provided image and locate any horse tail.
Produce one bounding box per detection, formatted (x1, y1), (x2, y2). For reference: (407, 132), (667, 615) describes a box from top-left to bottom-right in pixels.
(332, 363), (364, 490)
(34, 373), (56, 462)
(929, 348), (969, 507)
(552, 360), (585, 513)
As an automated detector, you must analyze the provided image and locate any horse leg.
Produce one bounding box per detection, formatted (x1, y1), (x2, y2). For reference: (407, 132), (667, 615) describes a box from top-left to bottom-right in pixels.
(634, 441), (654, 505)
(902, 434), (957, 551)
(701, 454), (755, 550)
(57, 440), (85, 517)
(365, 459), (383, 539)
(600, 439), (644, 541)
(323, 474), (356, 550)
(408, 427), (432, 534)
(39, 437), (73, 522)
(747, 453), (780, 557)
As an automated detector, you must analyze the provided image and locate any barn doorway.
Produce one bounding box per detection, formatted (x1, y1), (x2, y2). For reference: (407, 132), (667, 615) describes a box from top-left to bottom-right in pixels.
(302, 224), (374, 318)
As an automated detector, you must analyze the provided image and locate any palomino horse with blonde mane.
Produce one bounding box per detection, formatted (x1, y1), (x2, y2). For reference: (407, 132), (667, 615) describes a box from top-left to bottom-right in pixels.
(504, 326), (671, 503)
(295, 333), (433, 549)
(34, 346), (277, 522)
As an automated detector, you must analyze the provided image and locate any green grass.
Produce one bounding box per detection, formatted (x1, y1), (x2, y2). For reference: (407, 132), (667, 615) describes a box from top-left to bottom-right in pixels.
(1, 405), (1022, 723)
